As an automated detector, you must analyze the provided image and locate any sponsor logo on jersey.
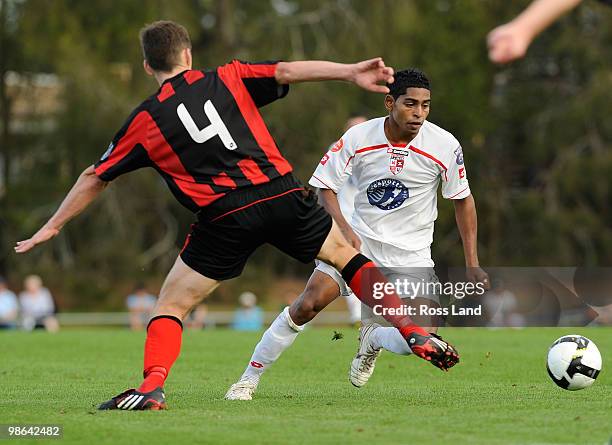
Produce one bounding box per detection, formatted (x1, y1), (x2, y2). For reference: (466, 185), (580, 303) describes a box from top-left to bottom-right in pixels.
(320, 153), (330, 165)
(330, 138), (344, 152)
(459, 167), (465, 179)
(387, 147), (410, 156)
(101, 141), (115, 161)
(366, 178), (409, 210)
(454, 146), (464, 165)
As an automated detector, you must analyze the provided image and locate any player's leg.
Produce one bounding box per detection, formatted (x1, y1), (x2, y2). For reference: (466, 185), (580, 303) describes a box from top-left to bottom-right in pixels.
(352, 301), (437, 387)
(225, 269), (340, 400)
(368, 299), (440, 353)
(317, 221), (424, 334)
(140, 256), (219, 391)
(366, 266), (442, 355)
(267, 186), (458, 371)
(352, 265), (445, 385)
(344, 292), (362, 326)
(351, 300), (440, 387)
(363, 264), (441, 355)
(318, 222), (458, 371)
(288, 267), (345, 325)
(99, 256), (219, 410)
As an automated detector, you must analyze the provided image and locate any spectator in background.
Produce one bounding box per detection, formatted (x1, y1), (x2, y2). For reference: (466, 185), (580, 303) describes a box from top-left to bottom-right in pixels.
(232, 292), (264, 331)
(19, 275), (59, 332)
(188, 304), (209, 330)
(127, 283), (157, 330)
(0, 276), (19, 329)
(593, 304), (612, 326)
(483, 279), (525, 328)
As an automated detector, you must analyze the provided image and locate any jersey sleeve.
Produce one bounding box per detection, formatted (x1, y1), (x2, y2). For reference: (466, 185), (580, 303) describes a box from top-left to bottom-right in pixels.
(217, 59), (289, 108)
(441, 144), (471, 199)
(94, 108), (151, 181)
(308, 129), (357, 193)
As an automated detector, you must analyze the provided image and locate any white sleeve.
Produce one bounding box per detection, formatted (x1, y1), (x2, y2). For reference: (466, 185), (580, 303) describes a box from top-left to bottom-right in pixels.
(308, 129), (357, 192)
(441, 144), (471, 199)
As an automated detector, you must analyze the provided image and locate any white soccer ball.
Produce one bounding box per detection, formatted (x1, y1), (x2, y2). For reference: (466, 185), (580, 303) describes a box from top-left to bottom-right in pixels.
(546, 335), (602, 391)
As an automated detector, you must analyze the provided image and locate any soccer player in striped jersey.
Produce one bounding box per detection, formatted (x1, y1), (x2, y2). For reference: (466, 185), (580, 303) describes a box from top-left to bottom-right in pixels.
(226, 69), (488, 400)
(15, 22), (458, 411)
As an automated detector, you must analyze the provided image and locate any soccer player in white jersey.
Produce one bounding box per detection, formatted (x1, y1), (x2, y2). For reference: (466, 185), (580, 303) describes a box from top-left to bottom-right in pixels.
(226, 69), (487, 400)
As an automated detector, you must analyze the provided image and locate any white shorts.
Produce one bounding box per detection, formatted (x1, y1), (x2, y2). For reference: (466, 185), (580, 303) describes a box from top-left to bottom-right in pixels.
(315, 259), (352, 297)
(314, 236), (439, 303)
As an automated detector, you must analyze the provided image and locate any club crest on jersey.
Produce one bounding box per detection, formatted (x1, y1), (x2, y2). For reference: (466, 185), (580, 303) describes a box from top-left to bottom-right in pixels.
(387, 147), (408, 175)
(367, 178), (409, 210)
(330, 138), (344, 152)
(454, 146), (464, 165)
(389, 154), (405, 174)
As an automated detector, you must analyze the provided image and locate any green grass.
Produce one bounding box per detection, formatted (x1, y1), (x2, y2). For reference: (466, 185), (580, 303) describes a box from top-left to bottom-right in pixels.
(1, 327), (611, 445)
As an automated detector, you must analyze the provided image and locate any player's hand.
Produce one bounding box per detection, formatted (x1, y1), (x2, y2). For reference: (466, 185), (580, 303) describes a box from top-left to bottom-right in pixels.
(351, 57), (394, 94)
(14, 227), (60, 253)
(487, 22), (532, 64)
(340, 226), (362, 250)
(466, 267), (490, 290)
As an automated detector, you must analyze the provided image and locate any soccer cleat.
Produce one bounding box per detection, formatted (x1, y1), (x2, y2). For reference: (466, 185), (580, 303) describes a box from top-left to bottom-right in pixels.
(406, 332), (459, 371)
(349, 323), (382, 387)
(225, 376), (259, 401)
(98, 387), (166, 410)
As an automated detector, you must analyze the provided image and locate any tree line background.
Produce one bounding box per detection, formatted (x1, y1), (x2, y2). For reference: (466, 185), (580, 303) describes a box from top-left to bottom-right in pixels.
(1, 0), (611, 310)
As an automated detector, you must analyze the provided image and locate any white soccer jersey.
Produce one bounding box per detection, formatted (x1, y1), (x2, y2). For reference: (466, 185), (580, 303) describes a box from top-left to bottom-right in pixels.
(336, 175), (358, 222)
(309, 117), (470, 251)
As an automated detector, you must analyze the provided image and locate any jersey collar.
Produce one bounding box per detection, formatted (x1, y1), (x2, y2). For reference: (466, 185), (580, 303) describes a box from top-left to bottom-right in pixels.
(160, 69), (190, 86)
(381, 117), (420, 149)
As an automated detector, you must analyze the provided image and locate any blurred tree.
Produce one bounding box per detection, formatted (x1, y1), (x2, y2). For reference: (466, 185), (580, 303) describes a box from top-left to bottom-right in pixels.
(2, 0), (611, 309)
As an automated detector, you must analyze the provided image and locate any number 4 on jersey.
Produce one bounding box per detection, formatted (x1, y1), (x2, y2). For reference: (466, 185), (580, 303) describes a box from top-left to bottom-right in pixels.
(177, 100), (238, 150)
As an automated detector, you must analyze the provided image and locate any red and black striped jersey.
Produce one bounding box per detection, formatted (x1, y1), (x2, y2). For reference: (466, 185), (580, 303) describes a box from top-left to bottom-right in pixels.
(94, 60), (293, 212)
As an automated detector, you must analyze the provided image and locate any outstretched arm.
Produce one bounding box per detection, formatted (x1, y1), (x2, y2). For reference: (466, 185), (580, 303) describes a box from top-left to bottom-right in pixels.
(275, 58), (394, 93)
(15, 165), (109, 253)
(487, 0), (582, 64)
(453, 194), (489, 288)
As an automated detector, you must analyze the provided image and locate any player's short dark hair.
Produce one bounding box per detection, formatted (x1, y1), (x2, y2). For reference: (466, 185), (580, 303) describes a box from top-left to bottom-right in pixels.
(388, 68), (430, 99)
(139, 21), (192, 72)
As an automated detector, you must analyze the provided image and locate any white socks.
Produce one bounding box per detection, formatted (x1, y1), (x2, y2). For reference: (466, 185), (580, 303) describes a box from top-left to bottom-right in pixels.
(240, 307), (303, 381)
(344, 292), (362, 324)
(369, 326), (413, 355)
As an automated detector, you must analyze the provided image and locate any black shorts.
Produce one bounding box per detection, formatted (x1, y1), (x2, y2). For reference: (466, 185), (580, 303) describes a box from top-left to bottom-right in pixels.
(180, 174), (333, 281)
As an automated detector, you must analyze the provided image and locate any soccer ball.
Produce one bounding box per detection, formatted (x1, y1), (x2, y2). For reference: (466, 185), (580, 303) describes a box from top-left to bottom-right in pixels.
(546, 335), (602, 391)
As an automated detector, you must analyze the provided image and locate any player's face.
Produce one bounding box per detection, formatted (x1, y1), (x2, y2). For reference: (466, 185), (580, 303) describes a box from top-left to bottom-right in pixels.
(386, 87), (431, 135)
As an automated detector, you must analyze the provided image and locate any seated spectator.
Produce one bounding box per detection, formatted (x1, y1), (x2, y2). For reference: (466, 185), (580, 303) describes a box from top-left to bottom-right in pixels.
(188, 304), (209, 330)
(232, 291), (264, 331)
(0, 276), (18, 329)
(19, 275), (59, 332)
(484, 279), (525, 328)
(127, 283), (157, 330)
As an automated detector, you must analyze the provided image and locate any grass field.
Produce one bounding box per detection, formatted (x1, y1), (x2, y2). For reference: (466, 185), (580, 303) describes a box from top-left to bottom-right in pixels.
(1, 327), (611, 445)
